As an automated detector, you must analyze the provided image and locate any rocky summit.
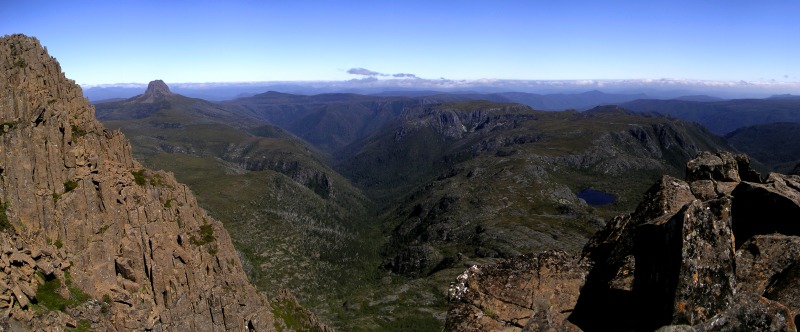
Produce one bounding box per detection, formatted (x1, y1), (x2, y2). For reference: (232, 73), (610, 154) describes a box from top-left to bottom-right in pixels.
(0, 34), (332, 331)
(138, 79), (173, 103)
(446, 151), (800, 331)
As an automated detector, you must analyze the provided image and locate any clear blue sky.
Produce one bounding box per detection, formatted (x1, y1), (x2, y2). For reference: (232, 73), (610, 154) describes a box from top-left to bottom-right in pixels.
(3, 1), (799, 85)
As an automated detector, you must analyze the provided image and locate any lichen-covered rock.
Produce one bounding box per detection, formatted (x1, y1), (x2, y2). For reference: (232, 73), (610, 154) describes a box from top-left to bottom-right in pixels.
(0, 34), (280, 331)
(634, 198), (736, 328)
(736, 234), (800, 313)
(692, 293), (796, 332)
(685, 151), (760, 183)
(445, 251), (587, 332)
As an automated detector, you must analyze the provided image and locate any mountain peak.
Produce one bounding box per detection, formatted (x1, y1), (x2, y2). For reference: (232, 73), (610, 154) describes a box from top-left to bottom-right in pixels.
(141, 79), (172, 102)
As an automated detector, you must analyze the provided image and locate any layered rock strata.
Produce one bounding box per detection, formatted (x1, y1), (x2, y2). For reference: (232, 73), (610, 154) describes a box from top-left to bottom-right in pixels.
(0, 34), (278, 330)
(447, 151), (800, 331)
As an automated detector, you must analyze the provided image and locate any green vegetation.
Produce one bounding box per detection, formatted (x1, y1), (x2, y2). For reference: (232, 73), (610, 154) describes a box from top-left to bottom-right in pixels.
(132, 170), (146, 185)
(35, 271), (90, 312)
(71, 125), (86, 138)
(271, 294), (332, 332)
(0, 122), (16, 135)
(131, 169), (169, 187)
(190, 222), (215, 246)
(13, 59), (26, 68)
(0, 201), (11, 230)
(100, 293), (112, 314)
(68, 319), (91, 332)
(64, 179), (78, 193)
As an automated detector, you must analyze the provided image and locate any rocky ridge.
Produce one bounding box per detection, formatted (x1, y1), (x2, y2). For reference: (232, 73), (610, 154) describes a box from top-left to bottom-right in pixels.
(0, 34), (326, 331)
(446, 151), (800, 331)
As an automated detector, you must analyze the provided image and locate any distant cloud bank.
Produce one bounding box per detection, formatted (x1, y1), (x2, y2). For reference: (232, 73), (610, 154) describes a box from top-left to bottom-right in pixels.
(81, 78), (800, 101)
(346, 67), (420, 79)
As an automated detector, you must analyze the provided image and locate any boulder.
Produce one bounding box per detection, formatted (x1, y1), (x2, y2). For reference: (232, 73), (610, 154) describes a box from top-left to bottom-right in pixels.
(731, 173), (800, 247)
(693, 293), (796, 332)
(736, 234), (800, 307)
(446, 251), (587, 332)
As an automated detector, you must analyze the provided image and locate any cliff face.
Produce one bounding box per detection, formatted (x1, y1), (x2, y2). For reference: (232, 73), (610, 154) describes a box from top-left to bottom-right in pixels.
(446, 151), (800, 331)
(0, 34), (276, 330)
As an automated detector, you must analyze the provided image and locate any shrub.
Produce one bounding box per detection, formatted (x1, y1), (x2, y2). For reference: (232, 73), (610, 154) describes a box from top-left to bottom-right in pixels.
(35, 271), (89, 312)
(190, 223), (216, 246)
(64, 180), (78, 193)
(132, 170), (146, 185)
(71, 125), (86, 138)
(0, 201), (11, 230)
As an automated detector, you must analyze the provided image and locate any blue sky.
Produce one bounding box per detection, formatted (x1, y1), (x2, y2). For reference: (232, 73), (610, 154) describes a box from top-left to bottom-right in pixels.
(3, 1), (799, 85)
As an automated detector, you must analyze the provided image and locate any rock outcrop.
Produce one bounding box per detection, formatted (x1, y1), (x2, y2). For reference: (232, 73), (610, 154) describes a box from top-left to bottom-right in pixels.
(446, 151), (800, 331)
(0, 34), (296, 331)
(137, 79), (173, 103)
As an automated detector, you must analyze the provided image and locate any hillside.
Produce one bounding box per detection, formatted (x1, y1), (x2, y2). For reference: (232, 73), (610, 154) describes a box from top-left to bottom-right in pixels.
(621, 98), (800, 135)
(222, 92), (420, 153)
(334, 103), (734, 281)
(0, 34), (336, 331)
(725, 122), (800, 173)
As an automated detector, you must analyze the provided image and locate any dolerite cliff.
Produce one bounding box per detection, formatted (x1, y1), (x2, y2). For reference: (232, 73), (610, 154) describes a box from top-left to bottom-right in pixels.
(0, 35), (288, 330)
(446, 151), (800, 331)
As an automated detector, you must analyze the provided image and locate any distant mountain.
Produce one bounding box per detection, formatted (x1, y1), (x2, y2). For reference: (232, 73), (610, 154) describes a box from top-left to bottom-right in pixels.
(372, 90), (651, 111)
(82, 78), (800, 101)
(672, 95), (726, 102)
(767, 94), (800, 100)
(223, 92), (421, 153)
(725, 122), (800, 173)
(223, 90), (657, 156)
(621, 98), (800, 134)
(494, 90), (650, 110)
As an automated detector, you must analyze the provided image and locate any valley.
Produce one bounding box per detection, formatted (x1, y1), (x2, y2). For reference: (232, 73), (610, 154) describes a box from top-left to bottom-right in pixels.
(93, 81), (748, 330)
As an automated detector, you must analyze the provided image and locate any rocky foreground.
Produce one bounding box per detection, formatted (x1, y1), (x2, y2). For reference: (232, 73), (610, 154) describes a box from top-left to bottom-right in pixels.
(446, 151), (800, 331)
(0, 34), (330, 331)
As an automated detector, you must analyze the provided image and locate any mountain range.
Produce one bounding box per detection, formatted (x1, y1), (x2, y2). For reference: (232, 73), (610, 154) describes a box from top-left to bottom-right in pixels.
(91, 77), (750, 330)
(4, 33), (800, 331)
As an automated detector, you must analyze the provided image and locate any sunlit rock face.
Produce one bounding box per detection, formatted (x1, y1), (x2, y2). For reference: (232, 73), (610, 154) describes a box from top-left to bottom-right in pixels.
(0, 34), (277, 331)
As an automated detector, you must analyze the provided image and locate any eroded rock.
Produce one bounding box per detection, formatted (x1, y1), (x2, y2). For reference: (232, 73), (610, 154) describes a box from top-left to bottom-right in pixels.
(445, 251), (587, 332)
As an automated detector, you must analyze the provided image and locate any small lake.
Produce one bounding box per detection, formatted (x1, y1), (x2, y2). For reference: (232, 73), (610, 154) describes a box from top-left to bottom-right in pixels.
(577, 189), (616, 206)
